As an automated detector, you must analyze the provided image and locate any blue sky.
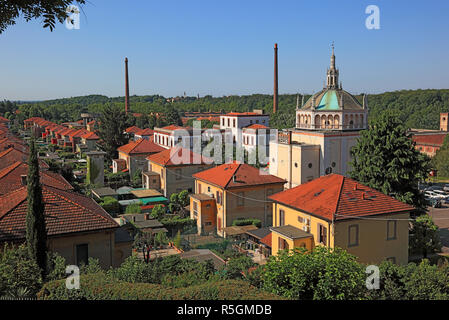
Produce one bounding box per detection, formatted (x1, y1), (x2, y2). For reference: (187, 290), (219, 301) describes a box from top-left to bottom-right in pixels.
(1, 0), (449, 100)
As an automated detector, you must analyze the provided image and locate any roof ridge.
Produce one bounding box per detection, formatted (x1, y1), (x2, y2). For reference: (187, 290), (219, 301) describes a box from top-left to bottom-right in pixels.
(0, 161), (23, 179)
(0, 186), (28, 220)
(0, 147), (13, 157)
(333, 175), (345, 221)
(224, 162), (241, 189)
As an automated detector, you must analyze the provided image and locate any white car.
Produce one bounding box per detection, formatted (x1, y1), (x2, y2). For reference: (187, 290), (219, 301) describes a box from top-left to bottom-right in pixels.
(425, 191), (442, 199)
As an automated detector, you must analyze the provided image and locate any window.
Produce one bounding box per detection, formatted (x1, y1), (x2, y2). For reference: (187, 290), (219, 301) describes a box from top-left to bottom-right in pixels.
(348, 225), (359, 247)
(207, 186), (211, 193)
(308, 163), (312, 168)
(318, 224), (327, 245)
(279, 209), (285, 226)
(76, 244), (89, 266)
(227, 118), (230, 127)
(233, 119), (236, 128)
(175, 169), (182, 180)
(267, 188), (273, 196)
(193, 201), (198, 216)
(237, 192), (244, 206)
(205, 222), (212, 226)
(256, 120), (259, 124)
(216, 191), (222, 205)
(198, 183), (202, 194)
(279, 238), (288, 250)
(387, 220), (397, 240)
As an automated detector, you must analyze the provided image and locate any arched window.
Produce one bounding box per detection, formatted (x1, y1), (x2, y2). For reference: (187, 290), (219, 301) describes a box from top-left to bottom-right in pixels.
(334, 115), (340, 129)
(315, 115), (321, 129)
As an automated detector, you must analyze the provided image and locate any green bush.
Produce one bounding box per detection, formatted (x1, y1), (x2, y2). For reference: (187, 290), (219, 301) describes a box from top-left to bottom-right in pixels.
(37, 273), (282, 300)
(125, 203), (142, 214)
(0, 244), (43, 298)
(232, 218), (262, 228)
(100, 196), (120, 214)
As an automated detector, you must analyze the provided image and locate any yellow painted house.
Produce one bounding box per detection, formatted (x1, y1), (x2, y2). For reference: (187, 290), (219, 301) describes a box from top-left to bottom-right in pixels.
(268, 174), (414, 265)
(192, 162), (285, 237)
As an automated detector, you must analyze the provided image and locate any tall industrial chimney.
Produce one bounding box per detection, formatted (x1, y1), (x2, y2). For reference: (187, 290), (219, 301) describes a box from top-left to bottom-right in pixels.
(273, 43), (278, 113)
(125, 57), (130, 115)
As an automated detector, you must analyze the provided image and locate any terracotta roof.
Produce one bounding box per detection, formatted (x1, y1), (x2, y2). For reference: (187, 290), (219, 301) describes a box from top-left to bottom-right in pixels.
(125, 126), (142, 134)
(0, 185), (118, 242)
(87, 120), (96, 125)
(260, 232), (272, 248)
(117, 138), (165, 155)
(269, 174), (414, 222)
(0, 161), (73, 195)
(0, 136), (28, 152)
(193, 162), (285, 189)
(68, 129), (90, 138)
(243, 124), (269, 130)
(81, 131), (99, 140)
(0, 147), (49, 170)
(225, 112), (267, 117)
(412, 133), (448, 147)
(161, 125), (185, 131)
(147, 147), (212, 167)
(135, 128), (154, 136)
(0, 116), (10, 123)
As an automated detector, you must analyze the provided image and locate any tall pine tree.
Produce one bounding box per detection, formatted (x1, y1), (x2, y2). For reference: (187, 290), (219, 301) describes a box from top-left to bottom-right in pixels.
(97, 104), (130, 161)
(26, 137), (47, 278)
(349, 111), (430, 212)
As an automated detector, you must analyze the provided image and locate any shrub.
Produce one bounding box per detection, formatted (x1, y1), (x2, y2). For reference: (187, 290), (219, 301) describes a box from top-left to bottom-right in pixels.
(100, 196), (120, 214)
(0, 244), (43, 298)
(37, 273), (282, 300)
(232, 218), (262, 228)
(125, 203), (142, 214)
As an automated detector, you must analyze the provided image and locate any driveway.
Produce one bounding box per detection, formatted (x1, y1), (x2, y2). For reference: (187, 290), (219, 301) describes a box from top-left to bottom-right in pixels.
(427, 205), (449, 254)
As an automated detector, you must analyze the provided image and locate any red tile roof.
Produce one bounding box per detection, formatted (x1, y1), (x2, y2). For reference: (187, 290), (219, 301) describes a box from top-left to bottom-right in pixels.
(260, 232), (272, 248)
(243, 124), (269, 130)
(0, 161), (73, 195)
(147, 147), (212, 167)
(117, 138), (165, 155)
(0, 116), (10, 123)
(0, 185), (118, 242)
(225, 112), (267, 117)
(81, 131), (99, 140)
(135, 128), (154, 136)
(193, 162), (285, 189)
(0, 136), (28, 152)
(0, 147), (49, 170)
(269, 174), (414, 222)
(161, 125), (185, 131)
(125, 126), (142, 134)
(412, 133), (448, 147)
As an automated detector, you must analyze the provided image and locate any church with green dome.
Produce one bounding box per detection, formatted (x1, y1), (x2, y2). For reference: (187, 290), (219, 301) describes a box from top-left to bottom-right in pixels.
(269, 45), (367, 189)
(295, 46), (368, 131)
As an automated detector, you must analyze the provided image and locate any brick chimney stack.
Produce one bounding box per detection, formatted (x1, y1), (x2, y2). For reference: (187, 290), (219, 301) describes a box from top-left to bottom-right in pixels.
(273, 43), (278, 114)
(125, 57), (130, 115)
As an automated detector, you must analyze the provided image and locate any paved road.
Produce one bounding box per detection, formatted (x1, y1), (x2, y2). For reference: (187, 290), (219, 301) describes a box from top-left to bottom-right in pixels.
(428, 205), (449, 254)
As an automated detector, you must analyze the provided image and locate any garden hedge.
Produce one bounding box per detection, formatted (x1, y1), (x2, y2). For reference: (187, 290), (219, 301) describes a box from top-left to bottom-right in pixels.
(37, 273), (282, 300)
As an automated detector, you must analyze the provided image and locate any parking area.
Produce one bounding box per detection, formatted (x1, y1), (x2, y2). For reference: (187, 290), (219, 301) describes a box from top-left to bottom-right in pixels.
(428, 205), (449, 254)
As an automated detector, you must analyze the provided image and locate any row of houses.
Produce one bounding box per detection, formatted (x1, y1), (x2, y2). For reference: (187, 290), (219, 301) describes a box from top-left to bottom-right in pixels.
(23, 117), (100, 153)
(0, 123), (132, 268)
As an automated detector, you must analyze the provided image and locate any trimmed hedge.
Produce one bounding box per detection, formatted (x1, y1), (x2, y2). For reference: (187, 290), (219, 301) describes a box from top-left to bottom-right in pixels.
(232, 218), (262, 228)
(37, 273), (283, 300)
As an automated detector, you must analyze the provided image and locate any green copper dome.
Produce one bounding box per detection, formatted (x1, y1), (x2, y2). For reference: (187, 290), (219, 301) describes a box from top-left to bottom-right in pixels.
(300, 88), (363, 111)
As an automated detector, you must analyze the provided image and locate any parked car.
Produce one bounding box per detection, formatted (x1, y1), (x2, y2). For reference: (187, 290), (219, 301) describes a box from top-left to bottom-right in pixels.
(428, 198), (442, 208)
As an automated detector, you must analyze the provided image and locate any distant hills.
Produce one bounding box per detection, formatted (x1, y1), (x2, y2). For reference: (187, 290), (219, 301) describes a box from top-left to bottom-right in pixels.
(8, 89), (449, 130)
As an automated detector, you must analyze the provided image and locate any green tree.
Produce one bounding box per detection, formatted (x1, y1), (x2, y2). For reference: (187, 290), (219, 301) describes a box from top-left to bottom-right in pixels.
(125, 203), (142, 214)
(349, 111), (430, 211)
(26, 138), (48, 279)
(0, 0), (86, 33)
(151, 204), (166, 219)
(431, 135), (449, 177)
(97, 104), (130, 161)
(409, 215), (442, 258)
(164, 105), (182, 126)
(262, 246), (366, 300)
(222, 255), (256, 280)
(0, 244), (43, 298)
